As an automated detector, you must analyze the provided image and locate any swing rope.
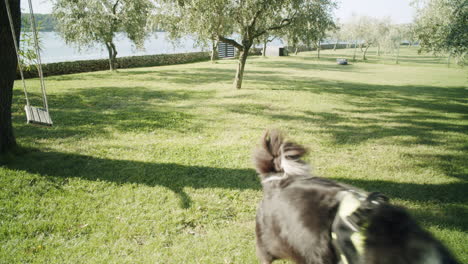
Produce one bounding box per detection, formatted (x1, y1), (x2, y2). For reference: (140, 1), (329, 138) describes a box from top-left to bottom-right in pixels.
(27, 0), (49, 111)
(4, 0), (30, 106)
(4, 0), (52, 126)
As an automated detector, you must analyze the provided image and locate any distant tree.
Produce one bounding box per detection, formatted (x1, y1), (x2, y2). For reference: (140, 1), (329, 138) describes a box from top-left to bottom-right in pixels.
(382, 25), (403, 64)
(339, 22), (353, 49)
(346, 14), (363, 61)
(153, 0), (233, 63)
(53, 0), (153, 70)
(313, 19), (337, 59)
(0, 0), (20, 153)
(282, 23), (302, 55)
(414, 0), (467, 64)
(343, 15), (399, 60)
(374, 17), (392, 56)
(281, 0), (336, 58)
(22, 13), (56, 32)
(157, 0), (337, 89)
(328, 21), (342, 51)
(19, 14), (44, 70)
(349, 16), (373, 60)
(259, 33), (278, 57)
(400, 23), (418, 47)
(18, 30), (42, 71)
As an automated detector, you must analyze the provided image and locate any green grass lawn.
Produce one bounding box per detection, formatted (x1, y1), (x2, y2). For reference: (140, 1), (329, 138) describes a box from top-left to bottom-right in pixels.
(1, 47), (467, 263)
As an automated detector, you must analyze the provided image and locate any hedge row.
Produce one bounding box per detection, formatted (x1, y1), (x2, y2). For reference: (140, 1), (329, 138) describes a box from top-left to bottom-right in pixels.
(17, 43), (351, 79)
(19, 51), (210, 79)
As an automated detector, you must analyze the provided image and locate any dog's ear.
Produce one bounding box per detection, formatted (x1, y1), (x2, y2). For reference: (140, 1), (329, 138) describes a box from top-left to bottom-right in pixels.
(281, 141), (307, 160)
(264, 130), (283, 156)
(254, 129), (285, 176)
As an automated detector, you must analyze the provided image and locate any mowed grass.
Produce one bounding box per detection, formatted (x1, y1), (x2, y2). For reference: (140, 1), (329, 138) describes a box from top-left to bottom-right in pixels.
(1, 47), (467, 263)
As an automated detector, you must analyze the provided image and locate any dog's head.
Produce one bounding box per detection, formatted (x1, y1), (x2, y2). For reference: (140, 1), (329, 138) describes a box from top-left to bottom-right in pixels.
(253, 129), (310, 180)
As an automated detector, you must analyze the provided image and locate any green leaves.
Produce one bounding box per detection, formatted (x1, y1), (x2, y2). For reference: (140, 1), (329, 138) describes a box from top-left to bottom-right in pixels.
(53, 0), (153, 51)
(279, 0), (337, 49)
(414, 0), (467, 64)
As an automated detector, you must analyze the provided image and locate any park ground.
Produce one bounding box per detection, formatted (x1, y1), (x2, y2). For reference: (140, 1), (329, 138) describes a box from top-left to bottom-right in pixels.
(1, 47), (467, 263)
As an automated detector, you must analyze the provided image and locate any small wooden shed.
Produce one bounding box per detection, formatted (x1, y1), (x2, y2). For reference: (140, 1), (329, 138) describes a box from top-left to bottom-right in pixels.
(218, 42), (236, 59)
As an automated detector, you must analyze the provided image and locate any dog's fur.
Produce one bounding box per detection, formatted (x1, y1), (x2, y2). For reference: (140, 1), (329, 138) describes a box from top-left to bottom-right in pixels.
(254, 130), (459, 264)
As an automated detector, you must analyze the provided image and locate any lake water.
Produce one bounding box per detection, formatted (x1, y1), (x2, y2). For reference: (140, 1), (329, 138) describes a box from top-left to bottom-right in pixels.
(23, 32), (287, 63)
(26, 32), (287, 64)
(28, 32), (205, 63)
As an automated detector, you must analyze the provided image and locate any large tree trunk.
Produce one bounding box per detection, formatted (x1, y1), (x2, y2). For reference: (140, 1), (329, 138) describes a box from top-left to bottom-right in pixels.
(377, 45), (381, 56)
(233, 45), (250, 89)
(333, 40), (338, 51)
(0, 0), (20, 154)
(210, 40), (218, 62)
(105, 41), (118, 71)
(262, 41), (267, 57)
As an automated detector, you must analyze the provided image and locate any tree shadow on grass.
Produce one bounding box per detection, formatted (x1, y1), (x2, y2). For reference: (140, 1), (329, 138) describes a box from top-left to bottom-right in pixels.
(4, 148), (466, 232)
(12, 86), (214, 140)
(223, 99), (466, 151)
(221, 74), (466, 147)
(214, 76), (467, 182)
(4, 149), (260, 209)
(402, 153), (468, 181)
(332, 177), (468, 231)
(253, 59), (359, 72)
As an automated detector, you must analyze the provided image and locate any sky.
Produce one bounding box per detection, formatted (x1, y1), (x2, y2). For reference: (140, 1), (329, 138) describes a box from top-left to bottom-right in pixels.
(21, 0), (416, 24)
(334, 0), (416, 24)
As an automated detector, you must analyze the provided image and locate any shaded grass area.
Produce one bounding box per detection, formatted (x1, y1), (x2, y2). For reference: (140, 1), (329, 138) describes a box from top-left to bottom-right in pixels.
(1, 47), (467, 263)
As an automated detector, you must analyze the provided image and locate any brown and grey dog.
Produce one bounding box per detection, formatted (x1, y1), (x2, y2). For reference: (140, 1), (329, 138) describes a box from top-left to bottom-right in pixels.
(253, 130), (459, 264)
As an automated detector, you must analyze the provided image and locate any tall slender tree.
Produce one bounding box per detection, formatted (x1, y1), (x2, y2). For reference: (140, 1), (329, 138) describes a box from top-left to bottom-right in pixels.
(281, 1), (336, 59)
(0, 0), (20, 154)
(157, 0), (337, 89)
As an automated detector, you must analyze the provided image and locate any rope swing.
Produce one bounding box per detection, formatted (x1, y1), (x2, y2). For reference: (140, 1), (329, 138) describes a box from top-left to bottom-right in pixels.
(4, 0), (53, 126)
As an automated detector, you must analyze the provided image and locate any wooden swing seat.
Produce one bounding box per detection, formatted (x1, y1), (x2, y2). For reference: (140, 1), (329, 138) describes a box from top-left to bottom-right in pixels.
(25, 105), (53, 126)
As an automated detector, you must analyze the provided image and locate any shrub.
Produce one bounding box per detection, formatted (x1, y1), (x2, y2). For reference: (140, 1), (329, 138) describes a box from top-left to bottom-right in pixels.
(18, 51), (210, 79)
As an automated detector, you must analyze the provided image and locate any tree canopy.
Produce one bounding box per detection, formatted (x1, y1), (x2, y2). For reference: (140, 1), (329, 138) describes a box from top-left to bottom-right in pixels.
(280, 0), (336, 57)
(156, 0), (337, 89)
(21, 13), (56, 32)
(53, 0), (153, 70)
(414, 0), (467, 64)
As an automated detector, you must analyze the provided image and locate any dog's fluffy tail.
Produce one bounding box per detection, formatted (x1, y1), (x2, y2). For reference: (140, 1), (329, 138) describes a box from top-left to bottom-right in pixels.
(253, 130), (310, 179)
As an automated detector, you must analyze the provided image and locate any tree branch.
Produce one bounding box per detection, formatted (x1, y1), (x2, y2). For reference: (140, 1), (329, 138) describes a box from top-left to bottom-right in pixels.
(112, 0), (120, 15)
(253, 18), (293, 39)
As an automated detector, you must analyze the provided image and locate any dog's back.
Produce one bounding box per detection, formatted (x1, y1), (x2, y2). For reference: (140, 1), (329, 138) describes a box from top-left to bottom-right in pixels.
(254, 130), (344, 264)
(253, 130), (459, 264)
